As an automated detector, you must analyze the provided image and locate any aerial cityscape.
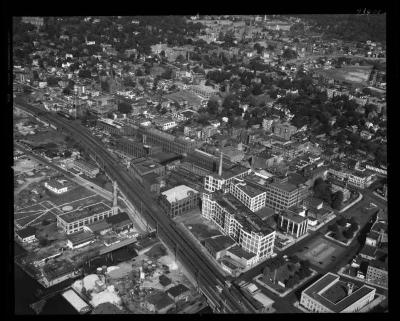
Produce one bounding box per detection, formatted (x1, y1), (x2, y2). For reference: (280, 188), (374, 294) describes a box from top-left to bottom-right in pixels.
(12, 14), (387, 314)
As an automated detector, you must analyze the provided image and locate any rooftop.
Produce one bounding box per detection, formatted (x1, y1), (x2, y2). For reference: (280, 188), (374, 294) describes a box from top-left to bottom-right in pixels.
(87, 220), (111, 233)
(204, 235), (236, 253)
(303, 273), (375, 313)
(268, 181), (298, 193)
(59, 202), (111, 223)
(279, 209), (307, 224)
(232, 179), (265, 198)
(213, 192), (275, 236)
(46, 178), (73, 190)
(16, 226), (36, 239)
(166, 284), (190, 297)
(161, 185), (199, 203)
(147, 292), (174, 310)
(106, 212), (131, 226)
(227, 245), (256, 260)
(67, 230), (95, 245)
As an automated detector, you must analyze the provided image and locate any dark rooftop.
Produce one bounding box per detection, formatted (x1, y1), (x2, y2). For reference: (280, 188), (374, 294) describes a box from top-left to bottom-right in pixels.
(87, 220), (111, 233)
(106, 212), (131, 226)
(159, 274), (172, 287)
(254, 206), (275, 221)
(227, 245), (256, 261)
(204, 235), (236, 253)
(166, 284), (190, 298)
(147, 292), (174, 310)
(214, 192), (275, 236)
(60, 202), (111, 223)
(16, 226), (36, 239)
(268, 181), (298, 193)
(67, 231), (95, 245)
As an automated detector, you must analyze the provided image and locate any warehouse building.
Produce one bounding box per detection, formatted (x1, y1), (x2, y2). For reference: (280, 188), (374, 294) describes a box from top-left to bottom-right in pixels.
(159, 185), (200, 218)
(57, 202), (117, 234)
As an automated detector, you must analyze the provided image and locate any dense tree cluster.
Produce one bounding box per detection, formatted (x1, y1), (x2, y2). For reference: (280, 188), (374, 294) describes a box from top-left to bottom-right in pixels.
(300, 14), (386, 43)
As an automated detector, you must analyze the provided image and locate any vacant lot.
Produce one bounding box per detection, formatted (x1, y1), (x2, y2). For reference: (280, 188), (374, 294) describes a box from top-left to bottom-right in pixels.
(296, 237), (345, 270)
(173, 209), (221, 240)
(17, 129), (67, 148)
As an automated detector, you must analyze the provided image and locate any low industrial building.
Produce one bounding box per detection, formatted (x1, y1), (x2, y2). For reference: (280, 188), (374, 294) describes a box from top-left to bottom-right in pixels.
(44, 179), (72, 194)
(66, 231), (96, 249)
(300, 272), (376, 313)
(225, 245), (258, 267)
(159, 185), (200, 218)
(57, 202), (116, 234)
(15, 226), (37, 243)
(252, 292), (275, 313)
(143, 292), (175, 313)
(72, 159), (100, 178)
(166, 284), (191, 302)
(106, 212), (133, 233)
(85, 220), (112, 235)
(203, 235), (236, 260)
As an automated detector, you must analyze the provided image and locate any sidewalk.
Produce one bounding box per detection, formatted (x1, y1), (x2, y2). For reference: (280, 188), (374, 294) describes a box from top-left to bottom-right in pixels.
(339, 192), (363, 213)
(293, 301), (308, 313)
(372, 191), (387, 202)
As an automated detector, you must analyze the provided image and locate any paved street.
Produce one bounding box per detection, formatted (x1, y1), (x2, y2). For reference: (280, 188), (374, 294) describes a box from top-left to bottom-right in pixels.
(236, 189), (385, 313)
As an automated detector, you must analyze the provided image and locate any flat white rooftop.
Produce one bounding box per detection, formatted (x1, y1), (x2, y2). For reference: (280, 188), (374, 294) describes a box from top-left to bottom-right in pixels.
(162, 185), (198, 203)
(62, 289), (89, 313)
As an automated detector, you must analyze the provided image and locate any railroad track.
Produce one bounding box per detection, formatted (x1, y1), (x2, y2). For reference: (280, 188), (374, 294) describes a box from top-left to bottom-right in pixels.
(14, 99), (256, 313)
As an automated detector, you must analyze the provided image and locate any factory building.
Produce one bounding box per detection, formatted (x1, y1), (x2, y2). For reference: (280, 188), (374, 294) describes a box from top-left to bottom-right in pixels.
(57, 202), (117, 234)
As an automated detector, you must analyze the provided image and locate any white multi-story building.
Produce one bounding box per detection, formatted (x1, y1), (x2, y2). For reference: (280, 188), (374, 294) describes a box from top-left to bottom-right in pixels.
(204, 168), (250, 192)
(229, 178), (266, 212)
(300, 272), (376, 313)
(189, 84), (219, 99)
(153, 119), (177, 131)
(264, 181), (308, 211)
(202, 192), (275, 262)
(328, 167), (375, 189)
(44, 180), (71, 194)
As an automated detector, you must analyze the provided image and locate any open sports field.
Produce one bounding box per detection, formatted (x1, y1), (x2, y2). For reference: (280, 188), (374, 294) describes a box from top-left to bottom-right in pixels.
(317, 65), (373, 86)
(296, 236), (345, 269)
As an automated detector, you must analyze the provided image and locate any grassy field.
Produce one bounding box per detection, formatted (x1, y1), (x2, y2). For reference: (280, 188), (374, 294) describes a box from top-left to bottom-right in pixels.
(43, 185), (96, 206)
(316, 65), (373, 85)
(165, 90), (202, 106)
